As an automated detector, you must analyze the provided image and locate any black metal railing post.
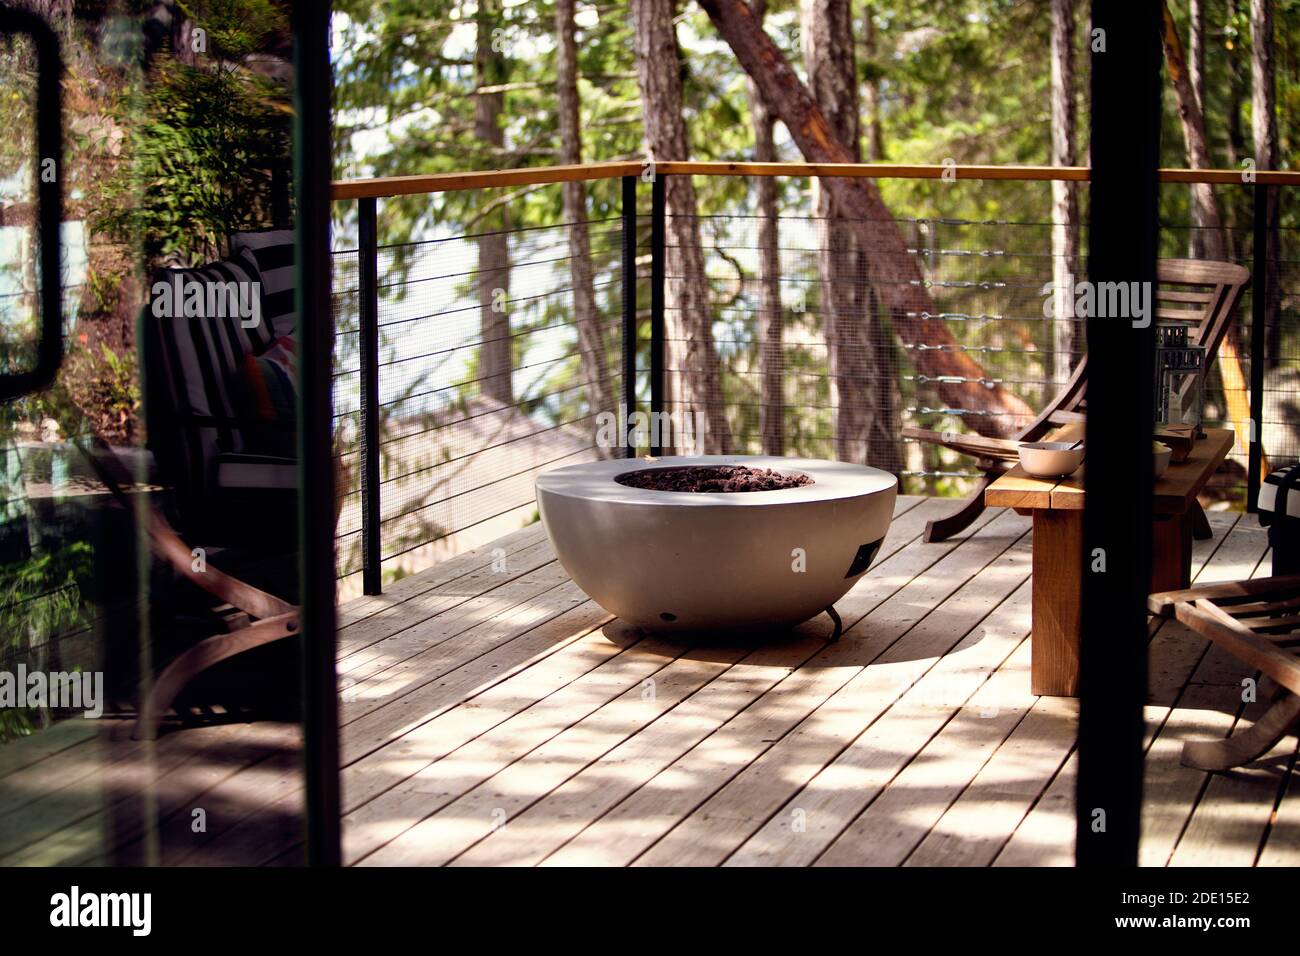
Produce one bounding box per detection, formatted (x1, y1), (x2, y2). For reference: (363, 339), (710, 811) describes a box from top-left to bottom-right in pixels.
(292, 0), (341, 867)
(649, 171), (665, 456)
(358, 196), (382, 595)
(1076, 0), (1159, 867)
(621, 175), (638, 458)
(1247, 183), (1272, 513)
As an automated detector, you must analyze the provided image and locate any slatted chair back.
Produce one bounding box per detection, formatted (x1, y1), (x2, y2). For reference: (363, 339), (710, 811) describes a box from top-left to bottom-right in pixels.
(1150, 575), (1300, 770)
(1018, 258), (1250, 443)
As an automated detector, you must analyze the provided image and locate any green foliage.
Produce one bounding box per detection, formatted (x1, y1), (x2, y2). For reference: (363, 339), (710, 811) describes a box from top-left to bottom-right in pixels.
(94, 57), (291, 266)
(329, 0), (1300, 500)
(0, 542), (92, 743)
(178, 0), (289, 60)
(61, 343), (141, 439)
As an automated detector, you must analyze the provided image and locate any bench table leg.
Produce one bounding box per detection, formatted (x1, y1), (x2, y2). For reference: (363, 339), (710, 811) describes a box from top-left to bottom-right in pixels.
(1031, 509), (1083, 697)
(1150, 513), (1193, 593)
(1030, 509), (1194, 698)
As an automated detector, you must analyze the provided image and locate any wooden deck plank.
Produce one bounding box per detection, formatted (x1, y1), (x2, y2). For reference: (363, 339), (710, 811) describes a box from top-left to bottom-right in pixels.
(0, 737), (106, 822)
(899, 509), (1226, 871)
(360, 641), (762, 866)
(343, 497), (929, 780)
(786, 586), (1036, 867)
(111, 567), (634, 868)
(531, 506), (1025, 867)
(338, 540), (568, 674)
(175, 494), (935, 866)
(231, 623), (636, 866)
(163, 730), (304, 866)
(0, 719), (298, 866)
(913, 693), (1078, 867)
(340, 631), (681, 862)
(12, 492), (1298, 868)
(0, 719), (99, 779)
(337, 523), (546, 630)
(1140, 645), (1264, 865)
(1167, 698), (1298, 867)
(991, 509), (1269, 867)
(342, 622), (622, 810)
(978, 613), (1210, 869)
(991, 751), (1077, 866)
(341, 583), (603, 762)
(1144, 517), (1274, 866)
(1257, 748), (1300, 865)
(726, 544), (1035, 867)
(356, 497), (951, 866)
(339, 498), (926, 840)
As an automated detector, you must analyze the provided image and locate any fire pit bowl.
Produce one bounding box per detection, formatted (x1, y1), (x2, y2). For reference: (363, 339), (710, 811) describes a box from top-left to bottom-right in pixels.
(535, 455), (896, 632)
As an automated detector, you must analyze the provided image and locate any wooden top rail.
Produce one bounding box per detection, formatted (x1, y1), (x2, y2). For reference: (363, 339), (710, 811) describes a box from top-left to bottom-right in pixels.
(331, 160), (1300, 200)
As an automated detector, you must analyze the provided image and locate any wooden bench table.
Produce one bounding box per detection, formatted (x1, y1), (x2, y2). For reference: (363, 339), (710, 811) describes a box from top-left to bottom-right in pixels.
(985, 422), (1234, 697)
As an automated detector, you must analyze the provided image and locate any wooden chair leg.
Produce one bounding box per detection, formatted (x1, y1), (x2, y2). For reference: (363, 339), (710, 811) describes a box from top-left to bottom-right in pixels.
(134, 612), (300, 740)
(924, 471), (998, 543)
(1190, 499), (1213, 541)
(1180, 688), (1300, 771)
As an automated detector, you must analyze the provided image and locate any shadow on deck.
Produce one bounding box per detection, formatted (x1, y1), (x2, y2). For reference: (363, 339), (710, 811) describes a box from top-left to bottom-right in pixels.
(2, 495), (1297, 866)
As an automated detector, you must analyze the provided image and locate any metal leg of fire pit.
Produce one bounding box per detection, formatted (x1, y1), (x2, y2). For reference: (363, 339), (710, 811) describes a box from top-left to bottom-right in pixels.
(824, 605), (843, 643)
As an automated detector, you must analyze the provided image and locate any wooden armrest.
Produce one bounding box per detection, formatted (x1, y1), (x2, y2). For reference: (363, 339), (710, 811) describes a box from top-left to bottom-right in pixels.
(1149, 574), (1300, 616)
(84, 435), (297, 621)
(900, 426), (1021, 462)
(1046, 410), (1086, 425)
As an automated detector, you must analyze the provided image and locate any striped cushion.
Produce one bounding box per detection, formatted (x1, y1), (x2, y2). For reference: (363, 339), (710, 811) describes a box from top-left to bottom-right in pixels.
(147, 257), (268, 499)
(231, 230), (296, 339)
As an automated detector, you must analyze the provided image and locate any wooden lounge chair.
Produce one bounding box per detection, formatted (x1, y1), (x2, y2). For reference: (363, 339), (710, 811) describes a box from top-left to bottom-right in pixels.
(1150, 575), (1300, 770)
(901, 258), (1251, 543)
(76, 233), (313, 740)
(86, 438), (300, 741)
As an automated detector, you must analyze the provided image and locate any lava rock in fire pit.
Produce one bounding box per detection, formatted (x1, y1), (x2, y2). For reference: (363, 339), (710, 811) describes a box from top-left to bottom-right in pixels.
(615, 464), (814, 493)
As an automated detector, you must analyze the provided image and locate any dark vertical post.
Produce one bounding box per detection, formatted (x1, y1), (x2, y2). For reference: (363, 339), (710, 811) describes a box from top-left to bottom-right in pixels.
(650, 172), (666, 456)
(1247, 184), (1271, 513)
(1077, 0), (1160, 866)
(358, 197), (382, 595)
(621, 175), (638, 458)
(271, 163), (291, 228)
(291, 0), (341, 866)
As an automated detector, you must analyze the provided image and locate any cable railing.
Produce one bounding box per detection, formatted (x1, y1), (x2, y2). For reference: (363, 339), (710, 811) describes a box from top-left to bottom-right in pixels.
(330, 161), (1300, 596)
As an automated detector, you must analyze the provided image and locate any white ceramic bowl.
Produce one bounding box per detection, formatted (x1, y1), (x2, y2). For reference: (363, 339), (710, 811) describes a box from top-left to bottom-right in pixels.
(1154, 443), (1173, 479)
(1018, 441), (1084, 478)
(535, 455), (897, 631)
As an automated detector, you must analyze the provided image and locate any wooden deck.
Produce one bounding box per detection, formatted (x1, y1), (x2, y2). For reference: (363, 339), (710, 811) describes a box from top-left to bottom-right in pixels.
(4, 495), (1299, 865)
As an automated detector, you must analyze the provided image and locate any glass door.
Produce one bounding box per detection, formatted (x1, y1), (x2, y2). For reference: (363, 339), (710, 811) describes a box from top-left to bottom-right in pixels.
(0, 2), (333, 866)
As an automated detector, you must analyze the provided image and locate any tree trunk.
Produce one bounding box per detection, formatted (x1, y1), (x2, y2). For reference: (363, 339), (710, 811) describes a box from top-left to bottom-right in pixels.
(1251, 0), (1282, 366)
(800, 0), (899, 470)
(1226, 0), (1248, 169)
(476, 0), (513, 404)
(555, 0), (614, 439)
(1225, 0), (1248, 259)
(1050, 0), (1079, 388)
(748, 0), (784, 455)
(855, 10), (901, 470)
(803, 0), (863, 465)
(861, 14), (884, 164)
(631, 0), (732, 452)
(1161, 0), (1228, 261)
(1162, 0), (1253, 453)
(697, 0), (1034, 439)
(1190, 0), (1206, 107)
(1188, 0), (1207, 257)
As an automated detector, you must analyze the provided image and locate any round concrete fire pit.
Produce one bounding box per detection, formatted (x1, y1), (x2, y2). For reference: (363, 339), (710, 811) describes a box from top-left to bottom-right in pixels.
(535, 455), (896, 632)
